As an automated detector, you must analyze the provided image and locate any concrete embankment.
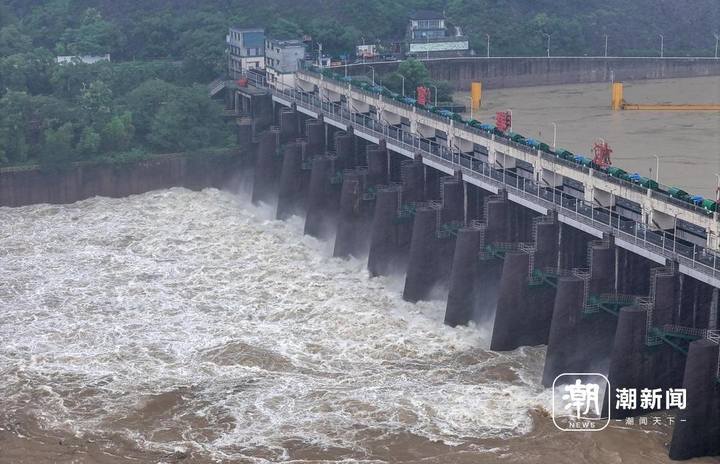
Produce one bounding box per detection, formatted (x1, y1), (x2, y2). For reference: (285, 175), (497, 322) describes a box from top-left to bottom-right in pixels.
(0, 152), (244, 208)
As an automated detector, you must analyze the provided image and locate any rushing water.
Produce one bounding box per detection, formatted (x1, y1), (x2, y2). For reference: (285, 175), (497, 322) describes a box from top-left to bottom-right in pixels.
(1, 188), (718, 464)
(456, 75), (720, 198)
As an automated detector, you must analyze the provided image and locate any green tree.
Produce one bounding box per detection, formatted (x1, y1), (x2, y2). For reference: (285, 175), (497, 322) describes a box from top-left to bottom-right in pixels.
(101, 112), (135, 152)
(41, 122), (75, 164)
(80, 80), (113, 127)
(122, 11), (180, 60)
(383, 59), (430, 96)
(269, 18), (303, 40)
(58, 8), (121, 56)
(149, 85), (229, 152)
(77, 126), (100, 157)
(124, 79), (179, 137)
(0, 49), (55, 95)
(0, 93), (30, 164)
(177, 11), (226, 82)
(0, 25), (32, 55)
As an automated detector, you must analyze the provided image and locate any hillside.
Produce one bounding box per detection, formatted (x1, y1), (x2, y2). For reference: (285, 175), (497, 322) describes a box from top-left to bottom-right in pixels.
(0, 0), (717, 167)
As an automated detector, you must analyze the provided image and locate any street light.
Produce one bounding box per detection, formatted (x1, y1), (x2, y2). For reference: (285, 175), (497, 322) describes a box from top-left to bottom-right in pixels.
(399, 73), (406, 96)
(430, 84), (438, 106)
(714, 33), (719, 59)
(653, 155), (660, 182)
(367, 65), (375, 85)
(551, 122), (557, 149)
(361, 36), (366, 64)
(543, 33), (551, 57)
(486, 34), (491, 58)
(604, 34), (609, 57)
(658, 34), (664, 58)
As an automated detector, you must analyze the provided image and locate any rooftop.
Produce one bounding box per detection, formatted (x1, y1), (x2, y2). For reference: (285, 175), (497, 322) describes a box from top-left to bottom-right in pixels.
(229, 26), (264, 33)
(409, 10), (445, 20)
(267, 38), (305, 48)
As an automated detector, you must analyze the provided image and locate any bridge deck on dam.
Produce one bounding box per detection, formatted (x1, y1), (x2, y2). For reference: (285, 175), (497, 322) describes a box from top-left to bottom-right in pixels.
(242, 72), (720, 288)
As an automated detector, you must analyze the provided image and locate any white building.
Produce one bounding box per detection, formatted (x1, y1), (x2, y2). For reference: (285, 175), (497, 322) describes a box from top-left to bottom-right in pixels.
(265, 38), (306, 89)
(56, 54), (111, 65)
(227, 27), (265, 79)
(407, 10), (469, 57)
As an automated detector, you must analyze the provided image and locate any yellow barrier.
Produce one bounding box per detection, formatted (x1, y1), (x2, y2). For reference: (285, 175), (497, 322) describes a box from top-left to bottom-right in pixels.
(471, 82), (482, 111)
(611, 82), (624, 111)
(611, 81), (720, 111)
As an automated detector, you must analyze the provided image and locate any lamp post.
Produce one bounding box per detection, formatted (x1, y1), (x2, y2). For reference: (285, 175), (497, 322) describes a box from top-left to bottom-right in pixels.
(658, 34), (664, 58)
(604, 34), (609, 57)
(715, 34), (719, 59)
(551, 122), (557, 149)
(399, 74), (406, 97)
(361, 36), (365, 64)
(653, 155), (660, 182)
(430, 84), (438, 106)
(503, 152), (507, 185)
(543, 33), (551, 57)
(486, 34), (491, 58)
(367, 65), (375, 85)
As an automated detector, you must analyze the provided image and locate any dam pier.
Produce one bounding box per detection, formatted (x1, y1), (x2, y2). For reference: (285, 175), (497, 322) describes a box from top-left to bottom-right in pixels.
(219, 67), (720, 461)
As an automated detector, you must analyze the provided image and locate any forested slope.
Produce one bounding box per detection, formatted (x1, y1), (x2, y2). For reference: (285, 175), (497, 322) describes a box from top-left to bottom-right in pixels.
(0, 0), (716, 166)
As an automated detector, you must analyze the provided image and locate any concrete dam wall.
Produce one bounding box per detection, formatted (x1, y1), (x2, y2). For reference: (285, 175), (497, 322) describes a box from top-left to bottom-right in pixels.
(0, 153), (244, 208)
(343, 57), (720, 89)
(244, 101), (720, 461)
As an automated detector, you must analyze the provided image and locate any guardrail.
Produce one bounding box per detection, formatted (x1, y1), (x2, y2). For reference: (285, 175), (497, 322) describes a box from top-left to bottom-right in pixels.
(245, 72), (720, 282)
(300, 66), (719, 222)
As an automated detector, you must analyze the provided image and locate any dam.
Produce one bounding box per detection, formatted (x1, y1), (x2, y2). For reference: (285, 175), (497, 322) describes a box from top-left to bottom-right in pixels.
(221, 66), (719, 461)
(0, 63), (718, 462)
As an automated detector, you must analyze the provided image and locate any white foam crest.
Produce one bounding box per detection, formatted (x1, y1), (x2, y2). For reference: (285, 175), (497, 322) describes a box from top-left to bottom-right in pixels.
(0, 188), (548, 461)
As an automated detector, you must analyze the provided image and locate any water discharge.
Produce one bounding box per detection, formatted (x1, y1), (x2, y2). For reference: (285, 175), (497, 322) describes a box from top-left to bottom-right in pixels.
(2, 188), (719, 463)
(0, 188), (549, 463)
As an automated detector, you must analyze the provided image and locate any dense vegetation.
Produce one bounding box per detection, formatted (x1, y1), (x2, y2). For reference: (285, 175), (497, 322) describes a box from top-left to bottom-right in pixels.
(1, 0), (716, 166)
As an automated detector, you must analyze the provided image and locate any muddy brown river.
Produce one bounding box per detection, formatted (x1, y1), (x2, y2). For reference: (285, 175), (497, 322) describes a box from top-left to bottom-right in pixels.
(456, 75), (720, 198)
(2, 187), (719, 463)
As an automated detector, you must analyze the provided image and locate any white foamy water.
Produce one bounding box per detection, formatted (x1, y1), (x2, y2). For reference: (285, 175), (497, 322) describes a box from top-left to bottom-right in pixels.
(0, 188), (549, 462)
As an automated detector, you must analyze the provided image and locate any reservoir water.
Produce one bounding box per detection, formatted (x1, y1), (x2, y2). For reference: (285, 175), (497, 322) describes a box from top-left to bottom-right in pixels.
(456, 75), (720, 198)
(2, 187), (719, 463)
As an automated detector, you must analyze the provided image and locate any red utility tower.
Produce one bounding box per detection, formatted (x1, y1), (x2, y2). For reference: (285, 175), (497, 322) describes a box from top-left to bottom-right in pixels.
(592, 139), (613, 169)
(416, 86), (429, 106)
(496, 111), (511, 132)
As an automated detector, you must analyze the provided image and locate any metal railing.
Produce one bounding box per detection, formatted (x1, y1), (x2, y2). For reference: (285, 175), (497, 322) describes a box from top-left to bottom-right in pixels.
(244, 72), (720, 282)
(302, 66), (720, 222)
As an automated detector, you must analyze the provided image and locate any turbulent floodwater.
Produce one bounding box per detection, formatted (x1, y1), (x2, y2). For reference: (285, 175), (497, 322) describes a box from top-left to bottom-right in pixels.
(1, 188), (718, 464)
